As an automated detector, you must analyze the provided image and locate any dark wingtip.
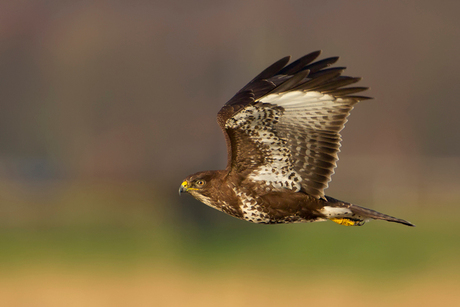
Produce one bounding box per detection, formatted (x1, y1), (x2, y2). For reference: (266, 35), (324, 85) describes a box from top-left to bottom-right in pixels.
(347, 95), (373, 101)
(312, 50), (322, 56)
(278, 51), (322, 75)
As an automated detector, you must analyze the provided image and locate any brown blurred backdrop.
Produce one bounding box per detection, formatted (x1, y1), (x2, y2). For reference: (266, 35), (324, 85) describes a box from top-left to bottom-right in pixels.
(0, 1), (459, 306)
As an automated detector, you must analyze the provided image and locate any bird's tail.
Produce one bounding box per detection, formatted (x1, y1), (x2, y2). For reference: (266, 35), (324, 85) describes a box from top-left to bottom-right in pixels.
(324, 196), (415, 227)
(348, 204), (415, 227)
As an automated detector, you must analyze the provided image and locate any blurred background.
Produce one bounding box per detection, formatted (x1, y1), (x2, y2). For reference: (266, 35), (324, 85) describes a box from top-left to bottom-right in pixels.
(1, 0), (459, 306)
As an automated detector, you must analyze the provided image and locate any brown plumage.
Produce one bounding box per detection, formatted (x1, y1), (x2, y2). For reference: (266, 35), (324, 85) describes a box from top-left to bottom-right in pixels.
(179, 51), (414, 227)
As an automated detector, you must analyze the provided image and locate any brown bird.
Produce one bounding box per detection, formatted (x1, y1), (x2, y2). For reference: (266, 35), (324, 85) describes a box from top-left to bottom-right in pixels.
(179, 51), (414, 227)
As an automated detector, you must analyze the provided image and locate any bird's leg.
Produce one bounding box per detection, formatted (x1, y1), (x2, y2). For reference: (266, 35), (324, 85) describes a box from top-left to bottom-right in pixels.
(329, 218), (365, 226)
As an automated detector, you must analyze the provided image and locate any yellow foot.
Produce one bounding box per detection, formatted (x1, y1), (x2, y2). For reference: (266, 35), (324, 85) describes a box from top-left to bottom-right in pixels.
(330, 218), (365, 226)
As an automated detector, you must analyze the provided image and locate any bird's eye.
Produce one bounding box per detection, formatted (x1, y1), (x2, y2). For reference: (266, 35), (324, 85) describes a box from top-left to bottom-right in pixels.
(196, 180), (205, 186)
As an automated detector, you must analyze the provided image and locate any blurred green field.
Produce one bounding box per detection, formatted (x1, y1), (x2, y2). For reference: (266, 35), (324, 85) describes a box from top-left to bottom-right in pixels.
(0, 180), (459, 306)
(1, 214), (459, 276)
(1, 199), (459, 306)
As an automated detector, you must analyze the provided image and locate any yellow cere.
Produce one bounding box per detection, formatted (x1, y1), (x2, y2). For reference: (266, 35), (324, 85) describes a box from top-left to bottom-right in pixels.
(181, 181), (199, 191)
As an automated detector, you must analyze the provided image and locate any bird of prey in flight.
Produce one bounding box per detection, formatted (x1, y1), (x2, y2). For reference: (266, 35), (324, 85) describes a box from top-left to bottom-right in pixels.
(179, 51), (414, 227)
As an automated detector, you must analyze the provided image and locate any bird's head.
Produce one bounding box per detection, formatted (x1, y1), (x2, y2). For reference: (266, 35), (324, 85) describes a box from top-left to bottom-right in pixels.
(179, 170), (227, 209)
(179, 171), (215, 197)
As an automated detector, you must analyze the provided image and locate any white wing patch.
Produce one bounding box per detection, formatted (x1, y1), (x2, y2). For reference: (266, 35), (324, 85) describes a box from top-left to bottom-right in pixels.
(262, 91), (332, 106)
(226, 105), (302, 192)
(262, 91), (351, 129)
(259, 90), (356, 198)
(225, 90), (355, 197)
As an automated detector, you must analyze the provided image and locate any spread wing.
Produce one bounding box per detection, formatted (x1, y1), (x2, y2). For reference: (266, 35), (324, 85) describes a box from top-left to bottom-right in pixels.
(217, 51), (370, 199)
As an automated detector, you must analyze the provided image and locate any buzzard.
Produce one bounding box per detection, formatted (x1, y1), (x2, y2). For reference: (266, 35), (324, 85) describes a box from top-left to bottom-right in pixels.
(179, 51), (414, 227)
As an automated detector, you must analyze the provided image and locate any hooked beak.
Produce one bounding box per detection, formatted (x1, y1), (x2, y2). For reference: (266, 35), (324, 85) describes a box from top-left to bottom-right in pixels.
(178, 181), (188, 195)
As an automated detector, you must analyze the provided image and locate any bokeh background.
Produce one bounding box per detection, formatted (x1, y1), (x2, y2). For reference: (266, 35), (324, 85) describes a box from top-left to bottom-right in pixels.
(1, 1), (459, 306)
